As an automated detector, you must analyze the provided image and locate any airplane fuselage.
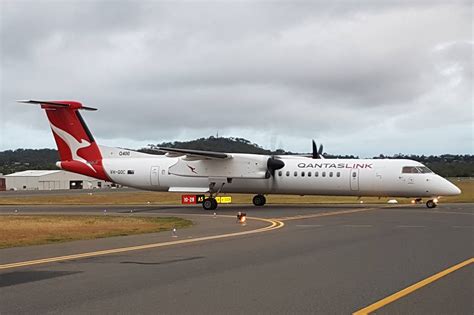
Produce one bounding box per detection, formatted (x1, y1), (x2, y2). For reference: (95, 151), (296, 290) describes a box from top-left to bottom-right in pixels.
(100, 147), (460, 198)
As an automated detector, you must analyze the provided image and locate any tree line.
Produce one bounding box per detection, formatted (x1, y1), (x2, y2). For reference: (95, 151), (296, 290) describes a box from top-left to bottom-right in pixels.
(1, 137), (472, 177)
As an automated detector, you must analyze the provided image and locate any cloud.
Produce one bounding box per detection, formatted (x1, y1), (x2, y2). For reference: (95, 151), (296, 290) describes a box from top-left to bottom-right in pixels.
(1, 1), (472, 156)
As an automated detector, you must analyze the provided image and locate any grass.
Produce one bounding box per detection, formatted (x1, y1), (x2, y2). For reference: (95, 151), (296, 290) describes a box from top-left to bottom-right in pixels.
(0, 215), (192, 248)
(440, 178), (474, 203)
(0, 179), (472, 205)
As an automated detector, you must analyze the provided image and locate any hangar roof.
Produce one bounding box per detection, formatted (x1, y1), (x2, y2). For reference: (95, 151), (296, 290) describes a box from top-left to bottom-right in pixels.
(5, 170), (62, 177)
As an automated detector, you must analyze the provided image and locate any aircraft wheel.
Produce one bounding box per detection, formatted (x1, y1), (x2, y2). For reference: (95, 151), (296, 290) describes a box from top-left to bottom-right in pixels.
(426, 200), (437, 208)
(211, 198), (218, 210)
(252, 194), (266, 206)
(203, 198), (218, 210)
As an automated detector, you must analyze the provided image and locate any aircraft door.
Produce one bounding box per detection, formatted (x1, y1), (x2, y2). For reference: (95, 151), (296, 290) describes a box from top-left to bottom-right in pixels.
(150, 166), (160, 186)
(350, 168), (359, 191)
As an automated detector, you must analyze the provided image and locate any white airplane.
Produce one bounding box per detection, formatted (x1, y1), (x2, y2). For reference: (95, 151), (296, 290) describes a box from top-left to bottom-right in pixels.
(20, 100), (461, 210)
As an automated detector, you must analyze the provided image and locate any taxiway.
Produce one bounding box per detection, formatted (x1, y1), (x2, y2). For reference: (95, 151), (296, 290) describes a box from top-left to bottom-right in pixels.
(0, 203), (472, 314)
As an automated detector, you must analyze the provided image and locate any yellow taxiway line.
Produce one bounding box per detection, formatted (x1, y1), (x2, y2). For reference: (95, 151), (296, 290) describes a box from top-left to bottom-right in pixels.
(353, 257), (474, 315)
(0, 216), (284, 270)
(274, 207), (377, 221)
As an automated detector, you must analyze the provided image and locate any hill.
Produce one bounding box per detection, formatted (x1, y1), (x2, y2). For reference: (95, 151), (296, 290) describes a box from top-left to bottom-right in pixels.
(0, 149), (59, 175)
(141, 136), (288, 155)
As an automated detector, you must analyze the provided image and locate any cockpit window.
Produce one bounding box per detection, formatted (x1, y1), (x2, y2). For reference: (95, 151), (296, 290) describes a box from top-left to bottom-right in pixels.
(417, 166), (433, 173)
(402, 166), (420, 173)
(402, 166), (433, 174)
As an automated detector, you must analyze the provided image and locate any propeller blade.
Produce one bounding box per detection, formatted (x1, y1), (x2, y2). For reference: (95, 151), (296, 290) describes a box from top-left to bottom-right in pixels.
(311, 140), (324, 159)
(312, 140), (318, 159)
(267, 156), (285, 177)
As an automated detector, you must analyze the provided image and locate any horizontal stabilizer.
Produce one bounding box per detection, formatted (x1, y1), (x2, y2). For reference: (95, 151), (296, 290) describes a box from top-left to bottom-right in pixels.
(17, 100), (98, 111)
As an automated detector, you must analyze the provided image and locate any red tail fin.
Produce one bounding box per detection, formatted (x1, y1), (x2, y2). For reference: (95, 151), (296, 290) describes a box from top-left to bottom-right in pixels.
(19, 100), (108, 180)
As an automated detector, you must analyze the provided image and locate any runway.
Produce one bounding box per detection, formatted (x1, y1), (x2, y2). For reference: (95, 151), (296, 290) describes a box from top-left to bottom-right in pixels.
(0, 203), (472, 314)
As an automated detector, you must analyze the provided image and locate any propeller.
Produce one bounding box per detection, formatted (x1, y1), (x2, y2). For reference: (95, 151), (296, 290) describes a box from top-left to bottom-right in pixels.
(265, 156), (285, 178)
(312, 140), (324, 159)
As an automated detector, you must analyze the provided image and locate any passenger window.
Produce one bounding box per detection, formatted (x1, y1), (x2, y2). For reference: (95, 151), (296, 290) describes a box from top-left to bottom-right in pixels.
(336, 172), (340, 177)
(315, 172), (319, 177)
(301, 171), (305, 177)
(329, 172), (333, 177)
(352, 172), (357, 178)
(294, 171), (298, 177)
(308, 172), (312, 177)
(278, 171), (282, 176)
(322, 172), (326, 177)
(286, 171), (290, 176)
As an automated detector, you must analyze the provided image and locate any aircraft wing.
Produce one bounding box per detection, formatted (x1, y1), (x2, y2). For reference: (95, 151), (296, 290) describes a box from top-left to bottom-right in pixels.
(157, 148), (283, 179)
(158, 147), (231, 160)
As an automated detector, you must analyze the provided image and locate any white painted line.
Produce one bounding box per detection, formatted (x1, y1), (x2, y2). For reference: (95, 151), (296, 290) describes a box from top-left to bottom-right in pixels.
(396, 225), (426, 228)
(295, 224), (324, 228)
(342, 224), (373, 228)
(452, 226), (473, 229)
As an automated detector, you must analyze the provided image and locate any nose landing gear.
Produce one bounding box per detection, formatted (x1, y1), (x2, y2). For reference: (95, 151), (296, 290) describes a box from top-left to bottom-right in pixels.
(426, 199), (438, 208)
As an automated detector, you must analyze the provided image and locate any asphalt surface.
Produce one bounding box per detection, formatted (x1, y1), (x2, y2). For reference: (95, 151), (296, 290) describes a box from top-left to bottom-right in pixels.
(0, 203), (473, 314)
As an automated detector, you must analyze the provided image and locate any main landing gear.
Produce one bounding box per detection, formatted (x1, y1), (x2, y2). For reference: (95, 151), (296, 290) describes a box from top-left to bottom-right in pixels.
(202, 180), (226, 211)
(252, 194), (266, 207)
(202, 197), (218, 211)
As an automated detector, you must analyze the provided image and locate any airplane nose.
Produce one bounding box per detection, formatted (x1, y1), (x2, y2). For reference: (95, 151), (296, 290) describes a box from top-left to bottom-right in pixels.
(451, 184), (461, 195)
(443, 180), (462, 196)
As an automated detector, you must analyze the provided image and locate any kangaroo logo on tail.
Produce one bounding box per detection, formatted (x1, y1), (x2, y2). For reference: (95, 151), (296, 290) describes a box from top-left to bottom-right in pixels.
(50, 123), (97, 173)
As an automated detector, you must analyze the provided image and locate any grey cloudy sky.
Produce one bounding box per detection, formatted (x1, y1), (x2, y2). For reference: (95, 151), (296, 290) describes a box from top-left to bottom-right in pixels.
(0, 1), (472, 157)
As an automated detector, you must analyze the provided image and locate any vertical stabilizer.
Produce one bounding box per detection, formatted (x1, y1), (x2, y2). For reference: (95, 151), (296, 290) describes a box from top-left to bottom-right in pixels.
(18, 100), (108, 180)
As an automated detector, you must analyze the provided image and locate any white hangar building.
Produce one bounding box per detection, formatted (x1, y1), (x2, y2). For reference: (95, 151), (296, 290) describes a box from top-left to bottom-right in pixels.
(5, 170), (111, 190)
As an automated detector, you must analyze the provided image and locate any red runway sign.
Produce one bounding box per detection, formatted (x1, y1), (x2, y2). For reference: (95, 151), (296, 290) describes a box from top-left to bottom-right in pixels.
(181, 195), (197, 204)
